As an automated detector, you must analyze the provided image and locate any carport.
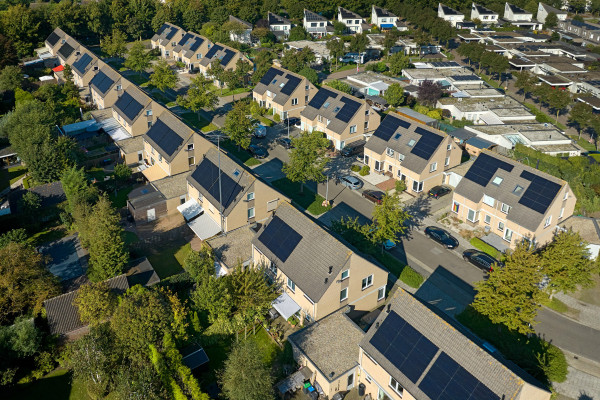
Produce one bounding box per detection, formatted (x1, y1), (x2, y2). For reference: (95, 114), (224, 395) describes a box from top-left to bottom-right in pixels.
(272, 292), (301, 320)
(177, 199), (222, 240)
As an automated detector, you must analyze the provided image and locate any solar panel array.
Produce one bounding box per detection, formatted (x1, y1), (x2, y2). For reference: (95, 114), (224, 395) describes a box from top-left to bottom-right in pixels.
(47, 32), (60, 46)
(260, 68), (283, 86)
(281, 74), (301, 96)
(156, 23), (169, 36)
(308, 88), (336, 109)
(220, 49), (235, 66)
(451, 75), (480, 81)
(257, 216), (302, 262)
(90, 71), (115, 95)
(190, 157), (244, 210)
(419, 352), (500, 400)
(369, 311), (439, 383)
(337, 97), (361, 123)
(518, 170), (561, 214)
(373, 115), (411, 141)
(178, 33), (192, 46)
(58, 42), (75, 60)
(430, 61), (460, 68)
(72, 53), (93, 75)
(411, 127), (444, 160)
(164, 26), (178, 40)
(189, 36), (204, 52)
(204, 44), (221, 60)
(146, 119), (184, 157)
(463, 153), (514, 187)
(114, 91), (145, 122)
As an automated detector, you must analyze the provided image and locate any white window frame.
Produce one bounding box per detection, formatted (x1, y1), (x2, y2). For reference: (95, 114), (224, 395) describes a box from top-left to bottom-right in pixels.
(430, 162), (437, 172)
(501, 203), (511, 214)
(559, 207), (564, 219)
(544, 215), (552, 227)
(247, 192), (255, 201)
(498, 221), (505, 232)
(248, 207), (255, 219)
(287, 277), (296, 292)
(362, 275), (373, 290)
(341, 269), (349, 280)
(504, 228), (513, 242)
(447, 143), (452, 151)
(389, 377), (404, 396)
(350, 125), (357, 133)
(377, 286), (385, 301)
(484, 214), (491, 225)
(386, 147), (395, 157)
(467, 208), (477, 223)
(340, 287), (348, 302)
(445, 156), (450, 166)
(291, 98), (298, 106)
(482, 195), (495, 207)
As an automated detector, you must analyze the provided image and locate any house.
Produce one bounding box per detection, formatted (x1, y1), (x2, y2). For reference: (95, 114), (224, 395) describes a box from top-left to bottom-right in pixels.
(127, 172), (190, 223)
(471, 3), (499, 24)
(363, 113), (462, 194)
(252, 202), (389, 324)
(89, 63), (130, 109)
(173, 32), (213, 73)
(303, 9), (332, 38)
(402, 65), (483, 92)
(45, 27), (68, 57)
(151, 22), (186, 59)
(452, 150), (576, 249)
(286, 40), (332, 64)
(371, 5), (399, 30)
(198, 43), (252, 84)
(268, 12), (292, 40)
(56, 37), (81, 66)
(207, 225), (256, 275)
(558, 216), (600, 259)
(71, 51), (99, 98)
(558, 19), (600, 44)
(438, 3), (465, 27)
(337, 7), (367, 34)
(184, 148), (285, 238)
(437, 96), (536, 124)
(345, 71), (404, 97)
(504, 3), (542, 29)
(537, 2), (568, 23)
(300, 87), (381, 150)
(112, 86), (155, 138)
(253, 66), (317, 120)
(228, 15), (253, 44)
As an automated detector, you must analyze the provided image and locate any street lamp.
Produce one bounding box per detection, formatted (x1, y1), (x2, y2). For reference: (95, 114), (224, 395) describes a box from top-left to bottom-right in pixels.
(205, 132), (226, 230)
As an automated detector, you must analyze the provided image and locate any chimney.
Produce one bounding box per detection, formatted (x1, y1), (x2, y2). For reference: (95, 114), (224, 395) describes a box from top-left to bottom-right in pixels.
(386, 304), (391, 313)
(324, 277), (328, 284)
(328, 266), (333, 274)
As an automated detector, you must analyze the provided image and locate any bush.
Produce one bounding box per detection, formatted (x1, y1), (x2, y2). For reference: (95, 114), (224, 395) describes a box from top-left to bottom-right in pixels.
(359, 166), (370, 176)
(351, 165), (361, 172)
(399, 266), (424, 288)
(395, 180), (407, 192)
(273, 113), (281, 122)
(259, 116), (274, 127)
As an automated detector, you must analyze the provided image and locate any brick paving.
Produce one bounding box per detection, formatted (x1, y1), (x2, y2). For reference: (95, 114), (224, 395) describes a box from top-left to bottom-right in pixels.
(554, 367), (600, 400)
(555, 293), (600, 331)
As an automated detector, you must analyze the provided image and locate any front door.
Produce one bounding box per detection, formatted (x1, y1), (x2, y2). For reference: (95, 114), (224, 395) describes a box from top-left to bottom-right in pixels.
(346, 373), (354, 390)
(147, 208), (156, 222)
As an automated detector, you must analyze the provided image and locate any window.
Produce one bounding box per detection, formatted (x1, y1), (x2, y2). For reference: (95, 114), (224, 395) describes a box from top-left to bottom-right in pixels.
(447, 143), (452, 151)
(188, 156), (195, 166)
(362, 275), (373, 290)
(484, 214), (491, 224)
(151, 147), (155, 154)
(116, 84), (122, 91)
(350, 125), (357, 133)
(279, 82), (285, 88)
(498, 221), (505, 232)
(430, 162), (437, 172)
(323, 101), (330, 108)
(501, 203), (511, 214)
(386, 148), (395, 157)
(305, 84), (309, 90)
(559, 207), (564, 219)
(398, 153), (405, 162)
(504, 228), (513, 242)
(318, 115), (322, 122)
(247, 192), (255, 201)
(305, 95), (309, 103)
(445, 156), (450, 166)
(187, 143), (194, 151)
(412, 180), (423, 192)
(341, 269), (349, 280)
(197, 54), (201, 59)
(389, 377), (404, 396)
(393, 133), (401, 140)
(492, 176), (503, 185)
(364, 121), (369, 130)
(248, 207), (255, 219)
(544, 215), (552, 227)
(467, 208), (477, 222)
(291, 98), (298, 105)
(482, 195), (495, 207)
(377, 286), (385, 301)
(158, 154), (163, 162)
(340, 288), (348, 301)
(513, 185), (523, 194)
(407, 139), (416, 147)
(287, 278), (296, 292)
(146, 110), (153, 116)
(180, 195), (186, 205)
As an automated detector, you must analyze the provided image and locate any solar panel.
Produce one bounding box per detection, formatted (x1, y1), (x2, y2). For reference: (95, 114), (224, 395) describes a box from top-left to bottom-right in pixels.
(281, 74), (301, 96)
(165, 26), (177, 40)
(146, 119), (184, 158)
(178, 33), (193, 46)
(411, 127), (444, 160)
(463, 153), (514, 187)
(204, 44), (221, 60)
(337, 96), (361, 123)
(189, 37), (204, 52)
(46, 32), (60, 46)
(72, 53), (93, 75)
(308, 88), (336, 109)
(58, 42), (75, 60)
(190, 157), (244, 210)
(257, 216), (302, 262)
(260, 67), (283, 86)
(114, 91), (144, 122)
(90, 71), (115, 95)
(220, 49), (235, 66)
(373, 114), (411, 141)
(157, 23), (169, 36)
(518, 170), (561, 214)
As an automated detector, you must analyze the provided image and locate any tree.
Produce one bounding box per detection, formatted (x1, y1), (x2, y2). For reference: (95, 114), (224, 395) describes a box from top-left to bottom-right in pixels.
(288, 26), (309, 41)
(388, 52), (410, 76)
(208, 59), (225, 92)
(513, 70), (538, 102)
(488, 53), (509, 85)
(349, 33), (368, 54)
(20, 191), (41, 215)
(544, 12), (558, 29)
(383, 83), (405, 107)
(569, 101), (593, 139)
(150, 59), (178, 92)
(0, 229), (28, 248)
(113, 163), (132, 182)
(0, 316), (41, 358)
(251, 49), (275, 85)
(223, 101), (253, 150)
(324, 80), (352, 94)
(0, 5), (40, 57)
(124, 41), (152, 75)
(61, 166), (97, 213)
(540, 230), (600, 297)
(383, 30), (400, 53)
(220, 340), (274, 400)
(370, 193), (411, 246)
(547, 89), (571, 124)
(176, 75), (218, 116)
(472, 244), (544, 334)
(298, 67), (319, 86)
(333, 21), (347, 35)
(282, 130), (330, 193)
(280, 48), (316, 73)
(0, 65), (22, 92)
(0, 242), (59, 324)
(326, 38), (345, 70)
(184, 247), (215, 282)
(0, 35), (18, 69)
(101, 29), (127, 58)
(417, 80), (443, 107)
(75, 282), (118, 326)
(192, 276), (233, 325)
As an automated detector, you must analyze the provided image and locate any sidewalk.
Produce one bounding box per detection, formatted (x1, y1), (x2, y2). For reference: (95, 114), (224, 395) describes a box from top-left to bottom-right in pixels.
(555, 292), (600, 331)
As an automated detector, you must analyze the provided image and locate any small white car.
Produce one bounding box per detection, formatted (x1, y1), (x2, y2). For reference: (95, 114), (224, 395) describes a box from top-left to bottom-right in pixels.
(253, 125), (267, 138)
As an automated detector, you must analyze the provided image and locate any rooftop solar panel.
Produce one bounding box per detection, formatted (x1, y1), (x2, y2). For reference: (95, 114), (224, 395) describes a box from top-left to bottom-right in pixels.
(204, 44), (221, 60)
(178, 33), (193, 46)
(260, 68), (283, 86)
(258, 216), (302, 262)
(114, 91), (145, 122)
(518, 170), (561, 214)
(411, 127), (444, 160)
(189, 37), (204, 52)
(146, 119), (184, 158)
(220, 49), (235, 66)
(46, 32), (61, 46)
(157, 23), (169, 36)
(72, 53), (93, 75)
(165, 26), (178, 40)
(281, 75), (301, 96)
(463, 153), (514, 187)
(90, 71), (115, 95)
(308, 88), (336, 109)
(337, 97), (361, 123)
(58, 42), (75, 60)
(190, 157), (244, 210)
(372, 114), (411, 141)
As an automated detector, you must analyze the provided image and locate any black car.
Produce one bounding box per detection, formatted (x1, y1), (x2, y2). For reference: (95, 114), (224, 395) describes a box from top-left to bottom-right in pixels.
(340, 140), (366, 157)
(428, 185), (452, 199)
(248, 144), (268, 159)
(424, 226), (459, 249)
(362, 190), (385, 204)
(284, 117), (300, 127)
(276, 137), (294, 149)
(463, 249), (503, 273)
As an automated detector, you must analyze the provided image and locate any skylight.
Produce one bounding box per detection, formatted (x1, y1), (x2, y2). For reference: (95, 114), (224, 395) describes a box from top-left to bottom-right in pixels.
(492, 176), (503, 185)
(407, 139), (416, 147)
(323, 102), (330, 109)
(271, 79), (277, 85)
(393, 133), (401, 140)
(513, 185), (523, 194)
(279, 82), (285, 88)
(233, 169), (241, 177)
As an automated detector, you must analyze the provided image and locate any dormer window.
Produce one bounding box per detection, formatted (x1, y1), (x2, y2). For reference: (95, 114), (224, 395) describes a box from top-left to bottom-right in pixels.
(492, 176), (503, 185)
(233, 169), (241, 177)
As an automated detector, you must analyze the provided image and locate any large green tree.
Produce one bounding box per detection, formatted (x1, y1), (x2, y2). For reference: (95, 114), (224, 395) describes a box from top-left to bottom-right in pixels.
(547, 89), (571, 124)
(544, 12), (558, 29)
(326, 38), (345, 70)
(0, 35), (18, 69)
(282, 130), (330, 193)
(0, 65), (22, 92)
(349, 33), (368, 54)
(371, 192), (411, 246)
(75, 281), (118, 326)
(220, 340), (274, 400)
(280, 48), (316, 73)
(177, 75), (218, 117)
(388, 52), (410, 76)
(569, 101), (594, 139)
(150, 59), (178, 92)
(383, 83), (405, 107)
(0, 5), (40, 57)
(124, 41), (152, 74)
(513, 70), (539, 102)
(223, 101), (253, 150)
(101, 29), (128, 58)
(324, 80), (352, 94)
(184, 247), (215, 283)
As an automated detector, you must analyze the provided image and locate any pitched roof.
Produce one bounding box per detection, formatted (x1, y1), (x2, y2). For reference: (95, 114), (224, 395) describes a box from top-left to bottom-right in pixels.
(229, 15), (252, 29)
(46, 27), (67, 47)
(360, 289), (550, 400)
(44, 274), (129, 336)
(144, 112), (193, 162)
(253, 66), (305, 106)
(57, 39), (78, 61)
(251, 203), (354, 302)
(268, 12), (291, 26)
(113, 86), (151, 125)
(174, 32), (208, 59)
(187, 148), (252, 215)
(126, 257), (160, 287)
(304, 9), (327, 22)
(373, 5), (397, 19)
(439, 3), (463, 16)
(507, 3), (530, 14)
(300, 87), (367, 134)
(540, 2), (567, 14)
(152, 22), (184, 46)
(454, 150), (567, 231)
(365, 113), (448, 174)
(472, 2), (498, 15)
(199, 43), (239, 68)
(71, 52), (96, 77)
(338, 7), (363, 20)
(89, 65), (120, 96)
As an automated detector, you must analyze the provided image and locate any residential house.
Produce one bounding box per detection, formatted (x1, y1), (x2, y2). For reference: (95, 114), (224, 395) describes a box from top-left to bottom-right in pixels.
(371, 6), (399, 29)
(45, 27), (68, 57)
(363, 113), (462, 194)
(127, 172), (191, 223)
(303, 9), (332, 38)
(253, 66), (317, 119)
(437, 96), (536, 124)
(173, 32), (212, 73)
(56, 36), (81, 66)
(89, 63), (130, 109)
(71, 51), (99, 98)
(300, 87), (381, 150)
(504, 3), (542, 29)
(345, 71), (404, 97)
(252, 202), (389, 324)
(558, 19), (600, 44)
(402, 65), (483, 92)
(112, 86), (155, 137)
(438, 3), (465, 27)
(558, 216), (600, 259)
(471, 3), (499, 24)
(184, 148), (285, 239)
(228, 15), (253, 44)
(269, 12), (292, 40)
(286, 40), (332, 64)
(337, 7), (367, 34)
(451, 150), (576, 249)
(151, 22), (186, 59)
(537, 2), (568, 23)
(198, 43), (252, 84)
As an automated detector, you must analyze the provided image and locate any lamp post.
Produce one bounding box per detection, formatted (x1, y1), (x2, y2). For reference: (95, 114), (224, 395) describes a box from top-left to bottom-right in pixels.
(205, 132), (225, 231)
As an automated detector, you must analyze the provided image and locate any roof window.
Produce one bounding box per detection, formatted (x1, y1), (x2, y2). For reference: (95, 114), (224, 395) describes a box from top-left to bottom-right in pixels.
(233, 169), (241, 177)
(513, 185), (524, 194)
(323, 101), (330, 109)
(492, 176), (503, 185)
(407, 139), (416, 147)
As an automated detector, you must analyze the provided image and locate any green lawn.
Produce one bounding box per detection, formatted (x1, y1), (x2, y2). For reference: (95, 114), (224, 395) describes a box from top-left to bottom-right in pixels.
(543, 297), (568, 313)
(146, 241), (191, 279)
(150, 90), (172, 104)
(244, 157), (261, 167)
(109, 185), (134, 208)
(201, 123), (219, 133)
(166, 101), (177, 108)
(86, 167), (106, 182)
(122, 231), (139, 247)
(208, 85), (251, 97)
(180, 112), (211, 131)
(374, 251), (423, 288)
(479, 73), (501, 89)
(6, 368), (87, 400)
(127, 73), (149, 86)
(331, 63), (359, 73)
(470, 237), (503, 260)
(248, 325), (281, 365)
(569, 135), (596, 152)
(219, 140), (260, 166)
(8, 166), (27, 185)
(271, 178), (331, 216)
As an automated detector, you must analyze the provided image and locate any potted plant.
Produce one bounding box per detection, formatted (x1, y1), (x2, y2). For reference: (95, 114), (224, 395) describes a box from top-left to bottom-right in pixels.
(287, 316), (298, 327)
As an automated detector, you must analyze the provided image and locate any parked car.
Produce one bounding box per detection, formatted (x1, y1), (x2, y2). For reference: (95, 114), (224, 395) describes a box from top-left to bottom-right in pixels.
(284, 117), (300, 128)
(428, 185), (452, 199)
(362, 190), (385, 204)
(276, 137), (294, 149)
(424, 226), (459, 249)
(340, 140), (366, 157)
(339, 175), (363, 190)
(462, 249), (503, 273)
(253, 124), (267, 138)
(248, 144), (268, 159)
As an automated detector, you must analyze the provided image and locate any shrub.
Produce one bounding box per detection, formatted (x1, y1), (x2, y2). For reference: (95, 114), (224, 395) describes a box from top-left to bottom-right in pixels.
(273, 113), (281, 122)
(414, 105), (430, 115)
(351, 165), (361, 172)
(359, 166), (370, 176)
(395, 180), (407, 192)
(399, 266), (424, 288)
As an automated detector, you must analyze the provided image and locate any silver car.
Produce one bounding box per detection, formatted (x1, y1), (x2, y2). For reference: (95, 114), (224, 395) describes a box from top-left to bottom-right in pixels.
(339, 175), (363, 190)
